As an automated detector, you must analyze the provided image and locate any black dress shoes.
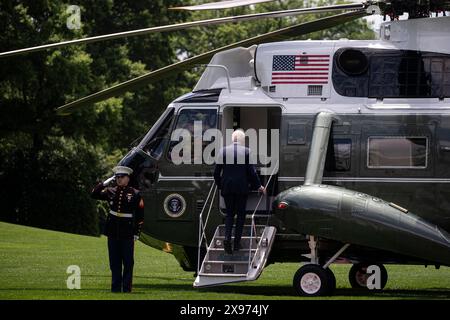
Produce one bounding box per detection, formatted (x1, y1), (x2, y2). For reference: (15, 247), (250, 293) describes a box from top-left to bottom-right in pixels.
(224, 239), (233, 254)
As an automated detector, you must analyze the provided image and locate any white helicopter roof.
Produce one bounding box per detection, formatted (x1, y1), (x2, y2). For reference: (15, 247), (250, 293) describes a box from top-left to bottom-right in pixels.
(171, 16), (450, 115)
(379, 15), (450, 54)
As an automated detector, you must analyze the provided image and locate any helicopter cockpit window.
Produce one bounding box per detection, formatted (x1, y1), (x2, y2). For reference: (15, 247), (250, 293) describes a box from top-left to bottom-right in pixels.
(167, 108), (217, 163)
(142, 108), (175, 159)
(368, 137), (428, 169)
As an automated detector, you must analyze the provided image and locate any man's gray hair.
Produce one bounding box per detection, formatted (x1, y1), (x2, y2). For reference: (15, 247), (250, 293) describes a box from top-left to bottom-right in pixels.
(232, 129), (245, 145)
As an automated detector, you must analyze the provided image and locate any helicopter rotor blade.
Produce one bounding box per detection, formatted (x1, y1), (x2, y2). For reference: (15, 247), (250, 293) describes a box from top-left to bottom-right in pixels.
(0, 3), (366, 59)
(56, 9), (368, 115)
(170, 0), (276, 11)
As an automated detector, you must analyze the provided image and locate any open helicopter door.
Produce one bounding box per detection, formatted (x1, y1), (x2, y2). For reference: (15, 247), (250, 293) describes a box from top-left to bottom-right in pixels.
(193, 105), (280, 288)
(218, 106), (281, 216)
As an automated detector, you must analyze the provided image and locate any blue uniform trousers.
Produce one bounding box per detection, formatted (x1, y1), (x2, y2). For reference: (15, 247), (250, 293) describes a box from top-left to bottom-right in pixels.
(107, 238), (134, 292)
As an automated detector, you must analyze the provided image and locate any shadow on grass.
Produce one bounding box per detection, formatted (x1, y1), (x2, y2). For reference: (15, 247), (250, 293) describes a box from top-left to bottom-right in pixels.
(83, 274), (195, 282)
(333, 288), (450, 299)
(0, 288), (115, 292)
(205, 286), (450, 299)
(1, 284), (448, 299)
(133, 282), (450, 299)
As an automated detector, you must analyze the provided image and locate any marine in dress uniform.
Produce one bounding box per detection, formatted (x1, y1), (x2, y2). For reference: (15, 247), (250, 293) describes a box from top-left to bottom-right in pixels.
(91, 166), (144, 293)
(213, 130), (265, 254)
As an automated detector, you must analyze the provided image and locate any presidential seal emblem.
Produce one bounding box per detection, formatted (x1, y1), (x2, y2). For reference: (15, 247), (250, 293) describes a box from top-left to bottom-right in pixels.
(163, 193), (186, 218)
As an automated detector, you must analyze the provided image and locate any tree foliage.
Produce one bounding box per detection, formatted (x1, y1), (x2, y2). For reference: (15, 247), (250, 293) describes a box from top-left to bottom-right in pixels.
(0, 0), (374, 235)
(0, 0), (186, 234)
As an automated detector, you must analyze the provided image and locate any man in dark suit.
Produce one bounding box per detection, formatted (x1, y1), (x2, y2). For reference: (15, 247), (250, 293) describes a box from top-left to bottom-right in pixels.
(214, 130), (265, 254)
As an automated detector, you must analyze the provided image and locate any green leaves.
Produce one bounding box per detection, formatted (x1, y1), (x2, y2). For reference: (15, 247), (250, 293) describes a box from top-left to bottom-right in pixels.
(0, 1), (188, 235)
(0, 0), (374, 235)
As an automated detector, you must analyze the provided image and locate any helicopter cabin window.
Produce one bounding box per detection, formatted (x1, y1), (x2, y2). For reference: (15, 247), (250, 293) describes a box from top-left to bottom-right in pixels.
(287, 122), (306, 145)
(325, 138), (352, 172)
(167, 108), (217, 163)
(142, 108), (174, 159)
(367, 137), (428, 169)
(333, 48), (450, 99)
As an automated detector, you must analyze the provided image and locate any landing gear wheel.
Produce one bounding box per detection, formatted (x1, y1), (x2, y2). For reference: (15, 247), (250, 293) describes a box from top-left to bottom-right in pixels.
(293, 264), (333, 296)
(349, 263), (388, 290)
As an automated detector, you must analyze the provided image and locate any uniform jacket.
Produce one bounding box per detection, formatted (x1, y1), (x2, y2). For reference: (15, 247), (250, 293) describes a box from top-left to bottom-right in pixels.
(213, 143), (262, 196)
(91, 183), (144, 239)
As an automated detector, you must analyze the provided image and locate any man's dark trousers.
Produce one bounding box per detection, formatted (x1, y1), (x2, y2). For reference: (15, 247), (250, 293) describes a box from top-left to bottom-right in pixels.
(107, 238), (134, 292)
(224, 194), (248, 246)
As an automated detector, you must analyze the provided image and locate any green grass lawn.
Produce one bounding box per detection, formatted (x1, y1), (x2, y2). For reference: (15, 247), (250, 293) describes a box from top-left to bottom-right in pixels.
(0, 221), (449, 300)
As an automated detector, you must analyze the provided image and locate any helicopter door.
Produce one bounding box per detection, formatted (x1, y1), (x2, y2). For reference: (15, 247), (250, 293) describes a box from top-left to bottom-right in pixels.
(219, 106), (281, 216)
(134, 107), (175, 192)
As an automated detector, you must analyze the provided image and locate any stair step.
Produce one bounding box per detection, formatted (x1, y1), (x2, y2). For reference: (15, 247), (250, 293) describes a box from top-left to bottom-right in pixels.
(217, 225), (265, 237)
(201, 261), (250, 274)
(205, 260), (250, 264)
(211, 236), (259, 249)
(208, 247), (257, 252)
(198, 273), (248, 277)
(207, 249), (255, 262)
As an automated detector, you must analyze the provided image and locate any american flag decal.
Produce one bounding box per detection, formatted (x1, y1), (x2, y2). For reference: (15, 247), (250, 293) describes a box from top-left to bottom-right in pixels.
(271, 54), (330, 84)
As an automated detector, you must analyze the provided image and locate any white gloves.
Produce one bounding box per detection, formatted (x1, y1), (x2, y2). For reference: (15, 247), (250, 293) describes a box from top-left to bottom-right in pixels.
(103, 176), (115, 186)
(258, 186), (266, 195)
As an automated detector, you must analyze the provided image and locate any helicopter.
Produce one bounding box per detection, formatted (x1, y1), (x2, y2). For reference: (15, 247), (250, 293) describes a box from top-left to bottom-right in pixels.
(2, 0), (450, 296)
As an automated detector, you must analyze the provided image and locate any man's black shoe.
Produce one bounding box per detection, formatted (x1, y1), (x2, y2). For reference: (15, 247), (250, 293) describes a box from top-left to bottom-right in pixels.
(224, 240), (233, 254)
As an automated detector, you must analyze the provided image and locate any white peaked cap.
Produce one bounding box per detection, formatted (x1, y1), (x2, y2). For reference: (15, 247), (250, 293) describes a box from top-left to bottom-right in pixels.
(112, 166), (133, 176)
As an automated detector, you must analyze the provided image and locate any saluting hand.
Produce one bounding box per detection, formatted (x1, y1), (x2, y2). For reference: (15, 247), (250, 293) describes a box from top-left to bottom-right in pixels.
(103, 176), (115, 186)
(258, 186), (266, 195)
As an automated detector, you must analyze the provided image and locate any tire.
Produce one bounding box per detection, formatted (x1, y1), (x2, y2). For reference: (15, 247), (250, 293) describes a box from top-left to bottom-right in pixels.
(293, 264), (332, 297)
(349, 263), (388, 290)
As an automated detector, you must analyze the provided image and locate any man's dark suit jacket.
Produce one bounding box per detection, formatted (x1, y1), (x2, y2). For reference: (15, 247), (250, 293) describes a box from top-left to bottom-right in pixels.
(213, 143), (261, 196)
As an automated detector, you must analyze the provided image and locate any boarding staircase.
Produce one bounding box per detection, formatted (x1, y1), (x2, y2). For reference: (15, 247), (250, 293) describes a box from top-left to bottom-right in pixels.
(194, 224), (276, 287)
(193, 163), (278, 288)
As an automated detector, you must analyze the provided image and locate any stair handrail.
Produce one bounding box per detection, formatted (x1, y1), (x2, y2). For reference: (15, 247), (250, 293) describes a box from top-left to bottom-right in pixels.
(203, 185), (217, 242)
(247, 160), (279, 275)
(197, 182), (217, 275)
